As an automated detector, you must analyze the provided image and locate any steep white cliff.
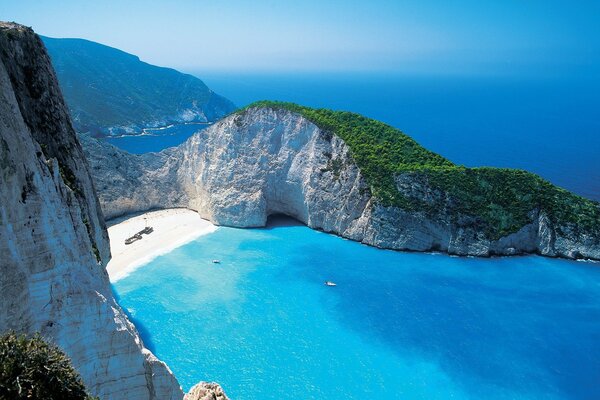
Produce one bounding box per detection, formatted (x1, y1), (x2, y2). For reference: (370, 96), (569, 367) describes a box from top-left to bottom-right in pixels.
(83, 107), (600, 260)
(0, 22), (183, 399)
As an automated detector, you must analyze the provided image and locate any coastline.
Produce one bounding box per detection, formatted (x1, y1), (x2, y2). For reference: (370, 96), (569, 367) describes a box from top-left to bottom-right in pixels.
(106, 208), (217, 282)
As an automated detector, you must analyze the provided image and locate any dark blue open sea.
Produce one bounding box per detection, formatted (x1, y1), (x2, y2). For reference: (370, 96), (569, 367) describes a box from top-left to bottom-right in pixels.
(104, 122), (210, 154)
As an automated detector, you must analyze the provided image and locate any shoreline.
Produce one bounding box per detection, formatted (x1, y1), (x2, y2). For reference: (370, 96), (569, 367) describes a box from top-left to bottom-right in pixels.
(104, 210), (598, 283)
(106, 208), (217, 282)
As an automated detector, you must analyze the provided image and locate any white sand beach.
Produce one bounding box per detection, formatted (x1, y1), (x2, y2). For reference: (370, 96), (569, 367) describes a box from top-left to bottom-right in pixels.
(106, 208), (217, 282)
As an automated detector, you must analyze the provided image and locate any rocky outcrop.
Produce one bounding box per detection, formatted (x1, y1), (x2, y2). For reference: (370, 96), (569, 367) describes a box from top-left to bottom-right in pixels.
(185, 382), (229, 400)
(83, 107), (600, 260)
(0, 22), (183, 399)
(81, 133), (186, 218)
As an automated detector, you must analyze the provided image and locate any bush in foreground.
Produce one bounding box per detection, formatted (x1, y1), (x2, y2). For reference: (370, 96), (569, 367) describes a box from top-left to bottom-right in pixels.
(0, 332), (96, 400)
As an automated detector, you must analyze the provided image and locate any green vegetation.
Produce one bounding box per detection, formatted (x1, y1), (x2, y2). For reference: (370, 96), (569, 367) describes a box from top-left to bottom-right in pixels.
(0, 333), (96, 400)
(81, 217), (101, 264)
(240, 101), (600, 239)
(58, 163), (82, 196)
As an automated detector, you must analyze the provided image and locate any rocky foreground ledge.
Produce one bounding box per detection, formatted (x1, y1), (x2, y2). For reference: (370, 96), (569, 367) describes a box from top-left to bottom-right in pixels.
(83, 103), (600, 261)
(185, 382), (229, 400)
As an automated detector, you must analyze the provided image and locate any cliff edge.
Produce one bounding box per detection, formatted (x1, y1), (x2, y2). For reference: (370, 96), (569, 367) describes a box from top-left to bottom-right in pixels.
(0, 22), (184, 399)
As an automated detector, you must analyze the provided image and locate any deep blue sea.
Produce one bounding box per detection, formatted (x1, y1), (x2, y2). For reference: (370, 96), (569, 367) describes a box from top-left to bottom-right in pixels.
(104, 122), (210, 154)
(107, 72), (600, 201)
(114, 217), (600, 400)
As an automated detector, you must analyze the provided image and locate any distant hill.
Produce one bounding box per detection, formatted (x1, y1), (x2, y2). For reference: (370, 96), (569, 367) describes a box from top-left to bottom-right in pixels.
(42, 36), (235, 136)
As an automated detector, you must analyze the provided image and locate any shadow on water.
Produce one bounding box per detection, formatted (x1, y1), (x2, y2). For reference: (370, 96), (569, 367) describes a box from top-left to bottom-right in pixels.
(111, 286), (157, 353)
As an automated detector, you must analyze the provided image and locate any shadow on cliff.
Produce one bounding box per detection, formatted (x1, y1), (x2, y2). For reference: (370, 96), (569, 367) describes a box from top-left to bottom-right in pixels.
(259, 214), (305, 230)
(111, 287), (157, 353)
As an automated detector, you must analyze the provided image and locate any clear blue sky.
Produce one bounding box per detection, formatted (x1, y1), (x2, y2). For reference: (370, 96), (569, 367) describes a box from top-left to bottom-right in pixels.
(3, 0), (599, 75)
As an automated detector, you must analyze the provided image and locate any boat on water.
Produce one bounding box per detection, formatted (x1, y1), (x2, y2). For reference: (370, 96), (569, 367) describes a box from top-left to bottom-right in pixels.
(212, 259), (221, 264)
(324, 281), (337, 287)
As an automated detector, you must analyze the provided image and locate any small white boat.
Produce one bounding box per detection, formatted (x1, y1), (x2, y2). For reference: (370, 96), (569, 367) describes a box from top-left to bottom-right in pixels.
(212, 259), (221, 264)
(324, 281), (337, 287)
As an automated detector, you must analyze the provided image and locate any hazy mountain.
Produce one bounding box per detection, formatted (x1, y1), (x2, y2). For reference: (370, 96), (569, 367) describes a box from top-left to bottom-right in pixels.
(42, 36), (236, 136)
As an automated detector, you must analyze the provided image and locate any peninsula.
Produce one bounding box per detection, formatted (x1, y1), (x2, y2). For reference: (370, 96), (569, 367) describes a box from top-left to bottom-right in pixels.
(81, 102), (600, 260)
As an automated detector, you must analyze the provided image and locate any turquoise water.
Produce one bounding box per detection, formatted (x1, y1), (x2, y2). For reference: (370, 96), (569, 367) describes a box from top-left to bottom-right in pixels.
(114, 218), (600, 400)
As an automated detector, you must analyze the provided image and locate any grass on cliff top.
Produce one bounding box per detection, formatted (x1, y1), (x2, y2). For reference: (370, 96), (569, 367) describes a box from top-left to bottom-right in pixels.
(238, 101), (600, 239)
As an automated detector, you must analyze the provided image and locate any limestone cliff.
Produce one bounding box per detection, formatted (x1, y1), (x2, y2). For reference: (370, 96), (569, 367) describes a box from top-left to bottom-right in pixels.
(0, 22), (183, 399)
(83, 106), (600, 260)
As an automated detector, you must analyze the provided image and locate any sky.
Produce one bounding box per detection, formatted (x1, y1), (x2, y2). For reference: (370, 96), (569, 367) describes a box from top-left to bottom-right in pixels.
(2, 0), (600, 75)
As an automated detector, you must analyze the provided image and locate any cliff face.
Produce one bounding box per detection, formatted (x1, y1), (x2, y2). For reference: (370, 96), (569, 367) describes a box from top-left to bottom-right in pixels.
(84, 107), (600, 260)
(0, 22), (183, 399)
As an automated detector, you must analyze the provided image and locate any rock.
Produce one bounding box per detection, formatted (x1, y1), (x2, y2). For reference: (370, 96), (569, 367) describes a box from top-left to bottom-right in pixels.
(185, 382), (229, 400)
(0, 22), (183, 399)
(83, 106), (600, 261)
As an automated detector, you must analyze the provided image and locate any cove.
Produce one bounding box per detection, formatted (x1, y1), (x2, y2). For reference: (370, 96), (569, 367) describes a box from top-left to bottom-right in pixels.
(113, 217), (600, 400)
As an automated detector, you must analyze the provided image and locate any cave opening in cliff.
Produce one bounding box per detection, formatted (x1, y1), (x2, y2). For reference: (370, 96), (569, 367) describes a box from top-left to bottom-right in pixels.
(265, 213), (305, 229)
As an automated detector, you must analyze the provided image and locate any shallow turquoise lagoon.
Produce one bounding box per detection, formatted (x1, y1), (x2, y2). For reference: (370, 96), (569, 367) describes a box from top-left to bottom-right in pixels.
(114, 218), (600, 400)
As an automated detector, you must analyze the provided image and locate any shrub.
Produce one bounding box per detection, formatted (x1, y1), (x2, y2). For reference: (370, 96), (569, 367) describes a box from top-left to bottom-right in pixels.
(0, 332), (96, 400)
